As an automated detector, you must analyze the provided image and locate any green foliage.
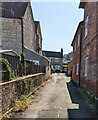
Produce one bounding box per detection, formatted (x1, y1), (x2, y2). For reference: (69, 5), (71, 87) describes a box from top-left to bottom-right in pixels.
(0, 58), (14, 80)
(20, 53), (25, 64)
(16, 79), (30, 96)
(63, 52), (72, 62)
(20, 53), (26, 76)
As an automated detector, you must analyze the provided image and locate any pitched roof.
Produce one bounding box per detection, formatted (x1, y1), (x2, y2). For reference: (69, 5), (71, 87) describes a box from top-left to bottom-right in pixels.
(71, 21), (83, 46)
(42, 50), (63, 58)
(79, 1), (85, 8)
(24, 47), (50, 66)
(1, 2), (28, 18)
(0, 50), (19, 56)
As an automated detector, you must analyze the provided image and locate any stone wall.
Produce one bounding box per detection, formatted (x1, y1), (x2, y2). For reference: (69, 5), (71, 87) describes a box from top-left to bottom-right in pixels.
(2, 18), (22, 55)
(36, 22), (42, 55)
(0, 73), (50, 115)
(45, 66), (51, 80)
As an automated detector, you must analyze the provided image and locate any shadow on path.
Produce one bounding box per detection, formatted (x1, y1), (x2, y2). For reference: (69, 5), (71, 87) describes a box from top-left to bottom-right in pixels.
(67, 80), (96, 119)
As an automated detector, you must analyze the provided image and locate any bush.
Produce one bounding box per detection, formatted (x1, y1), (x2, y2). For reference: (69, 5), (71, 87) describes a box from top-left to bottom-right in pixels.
(0, 58), (14, 81)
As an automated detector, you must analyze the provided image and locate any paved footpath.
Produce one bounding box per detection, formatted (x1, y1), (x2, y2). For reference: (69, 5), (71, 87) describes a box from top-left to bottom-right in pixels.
(12, 73), (96, 119)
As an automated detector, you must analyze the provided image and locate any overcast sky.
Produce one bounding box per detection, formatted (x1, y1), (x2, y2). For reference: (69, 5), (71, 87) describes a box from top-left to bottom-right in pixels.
(31, 2), (84, 54)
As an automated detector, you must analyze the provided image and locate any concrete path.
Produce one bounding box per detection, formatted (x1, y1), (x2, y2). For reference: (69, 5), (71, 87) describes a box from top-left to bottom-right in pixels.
(12, 73), (96, 119)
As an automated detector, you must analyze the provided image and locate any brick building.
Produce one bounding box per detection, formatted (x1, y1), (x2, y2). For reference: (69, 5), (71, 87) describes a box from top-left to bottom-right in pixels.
(71, 1), (98, 98)
(71, 21), (83, 86)
(79, 2), (97, 98)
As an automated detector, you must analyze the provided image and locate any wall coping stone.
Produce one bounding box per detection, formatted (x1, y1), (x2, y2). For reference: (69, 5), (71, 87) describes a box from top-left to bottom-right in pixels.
(0, 73), (44, 86)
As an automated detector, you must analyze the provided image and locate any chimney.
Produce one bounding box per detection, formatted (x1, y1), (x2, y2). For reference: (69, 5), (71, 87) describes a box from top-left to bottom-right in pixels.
(61, 48), (63, 57)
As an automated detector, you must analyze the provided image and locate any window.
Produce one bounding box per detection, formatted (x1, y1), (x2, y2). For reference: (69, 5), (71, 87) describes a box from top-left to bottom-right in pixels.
(84, 57), (88, 77)
(76, 64), (79, 75)
(73, 65), (75, 73)
(55, 58), (59, 62)
(85, 16), (89, 38)
(0, 39), (1, 46)
(50, 58), (53, 61)
(78, 34), (80, 46)
(74, 42), (76, 51)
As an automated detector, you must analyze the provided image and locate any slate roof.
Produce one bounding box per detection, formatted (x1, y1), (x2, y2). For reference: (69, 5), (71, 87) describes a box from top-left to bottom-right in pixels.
(0, 50), (19, 56)
(0, 2), (28, 18)
(24, 47), (49, 66)
(42, 50), (63, 58)
(71, 21), (83, 46)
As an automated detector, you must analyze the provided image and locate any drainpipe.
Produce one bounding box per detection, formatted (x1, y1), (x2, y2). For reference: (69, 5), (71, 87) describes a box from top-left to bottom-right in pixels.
(79, 26), (82, 87)
(21, 18), (24, 53)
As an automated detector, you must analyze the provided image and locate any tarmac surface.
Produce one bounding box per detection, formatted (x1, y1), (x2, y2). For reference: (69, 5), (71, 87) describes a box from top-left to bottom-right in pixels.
(12, 73), (96, 119)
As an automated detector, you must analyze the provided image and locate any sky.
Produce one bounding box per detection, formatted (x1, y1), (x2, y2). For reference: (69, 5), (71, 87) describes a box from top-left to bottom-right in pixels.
(31, 2), (84, 54)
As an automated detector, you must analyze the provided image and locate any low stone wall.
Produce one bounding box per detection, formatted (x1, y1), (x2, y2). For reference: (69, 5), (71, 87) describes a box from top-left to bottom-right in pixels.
(0, 73), (48, 115)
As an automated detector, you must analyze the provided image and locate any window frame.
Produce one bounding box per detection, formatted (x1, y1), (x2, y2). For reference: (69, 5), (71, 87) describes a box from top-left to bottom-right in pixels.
(84, 57), (88, 77)
(84, 16), (89, 38)
(74, 42), (76, 52)
(55, 58), (59, 62)
(76, 63), (79, 76)
(0, 37), (1, 46)
(73, 65), (75, 74)
(78, 34), (80, 47)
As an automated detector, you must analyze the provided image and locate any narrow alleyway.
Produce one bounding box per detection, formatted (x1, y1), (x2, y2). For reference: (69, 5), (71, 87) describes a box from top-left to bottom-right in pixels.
(12, 73), (96, 119)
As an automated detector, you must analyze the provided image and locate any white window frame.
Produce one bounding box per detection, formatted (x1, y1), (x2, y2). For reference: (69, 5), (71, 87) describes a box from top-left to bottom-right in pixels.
(84, 57), (88, 77)
(0, 40), (1, 46)
(85, 16), (89, 38)
(55, 58), (59, 62)
(50, 58), (53, 61)
(74, 42), (76, 51)
(78, 34), (80, 47)
(76, 64), (79, 75)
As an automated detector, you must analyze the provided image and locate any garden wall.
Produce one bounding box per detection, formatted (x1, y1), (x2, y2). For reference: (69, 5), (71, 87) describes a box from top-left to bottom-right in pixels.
(0, 73), (49, 115)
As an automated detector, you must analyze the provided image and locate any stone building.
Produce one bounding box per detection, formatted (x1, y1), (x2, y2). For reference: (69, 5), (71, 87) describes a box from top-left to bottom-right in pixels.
(35, 21), (43, 55)
(0, 2), (42, 55)
(71, 1), (98, 99)
(42, 49), (63, 72)
(0, 2), (50, 77)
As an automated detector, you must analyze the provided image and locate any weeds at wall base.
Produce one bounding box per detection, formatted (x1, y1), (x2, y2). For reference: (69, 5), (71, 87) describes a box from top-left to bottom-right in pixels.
(0, 89), (40, 120)
(80, 86), (96, 107)
(0, 76), (50, 120)
(0, 108), (14, 120)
